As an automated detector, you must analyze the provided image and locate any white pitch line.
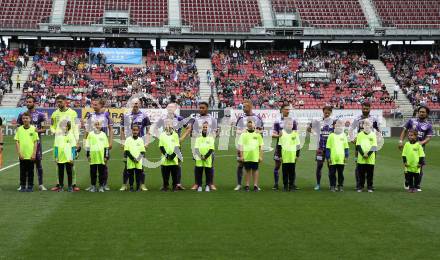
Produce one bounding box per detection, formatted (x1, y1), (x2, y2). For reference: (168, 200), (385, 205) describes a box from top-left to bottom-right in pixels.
(0, 139), (274, 172)
(0, 149), (53, 172)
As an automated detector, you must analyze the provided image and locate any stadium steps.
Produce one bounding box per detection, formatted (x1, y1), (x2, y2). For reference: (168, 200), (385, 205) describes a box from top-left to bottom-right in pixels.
(258, 0), (274, 27)
(50, 0), (68, 24)
(168, 0), (181, 27)
(370, 59), (413, 118)
(1, 59), (33, 107)
(196, 58), (217, 104)
(358, 0), (381, 28)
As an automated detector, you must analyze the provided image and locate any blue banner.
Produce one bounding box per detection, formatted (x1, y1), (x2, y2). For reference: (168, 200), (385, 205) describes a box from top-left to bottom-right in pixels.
(0, 108), (26, 123)
(89, 48), (142, 64)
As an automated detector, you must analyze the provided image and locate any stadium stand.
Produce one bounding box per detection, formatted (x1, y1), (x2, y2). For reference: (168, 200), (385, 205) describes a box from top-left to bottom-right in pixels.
(180, 0), (262, 32)
(0, 48), (14, 103)
(19, 49), (199, 108)
(373, 0), (440, 29)
(64, 0), (168, 26)
(381, 50), (440, 109)
(287, 0), (368, 28)
(212, 50), (395, 110)
(0, 0), (437, 30)
(271, 0), (296, 13)
(0, 0), (52, 29)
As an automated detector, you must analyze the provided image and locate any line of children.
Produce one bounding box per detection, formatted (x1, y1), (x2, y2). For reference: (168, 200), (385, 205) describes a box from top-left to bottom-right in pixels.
(12, 110), (431, 194)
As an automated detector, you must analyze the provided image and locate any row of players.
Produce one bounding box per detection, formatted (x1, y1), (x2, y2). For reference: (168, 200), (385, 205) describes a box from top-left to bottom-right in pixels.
(11, 96), (433, 193)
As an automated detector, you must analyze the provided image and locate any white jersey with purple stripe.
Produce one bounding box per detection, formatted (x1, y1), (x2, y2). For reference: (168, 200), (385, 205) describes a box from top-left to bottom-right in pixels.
(272, 116), (298, 159)
(273, 116), (298, 133)
(85, 111), (113, 135)
(235, 113), (264, 131)
(122, 111), (151, 137)
(273, 116), (298, 145)
(189, 114), (218, 136)
(155, 114), (186, 135)
(404, 118), (433, 142)
(351, 114), (380, 133)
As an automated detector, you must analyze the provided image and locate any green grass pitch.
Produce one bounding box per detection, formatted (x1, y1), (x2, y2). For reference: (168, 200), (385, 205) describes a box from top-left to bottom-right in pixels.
(0, 135), (439, 259)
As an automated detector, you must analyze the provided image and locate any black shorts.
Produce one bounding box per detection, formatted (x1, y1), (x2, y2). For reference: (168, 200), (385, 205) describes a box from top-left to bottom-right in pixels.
(273, 146), (281, 161)
(243, 162), (259, 170)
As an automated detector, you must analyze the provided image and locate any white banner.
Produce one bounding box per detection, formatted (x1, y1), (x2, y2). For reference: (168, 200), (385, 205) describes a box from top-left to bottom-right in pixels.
(231, 109), (384, 126)
(141, 108), (173, 123)
(231, 109), (279, 127)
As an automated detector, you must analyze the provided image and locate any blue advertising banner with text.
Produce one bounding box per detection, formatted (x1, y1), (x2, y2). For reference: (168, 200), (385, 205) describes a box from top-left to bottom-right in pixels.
(89, 48), (142, 64)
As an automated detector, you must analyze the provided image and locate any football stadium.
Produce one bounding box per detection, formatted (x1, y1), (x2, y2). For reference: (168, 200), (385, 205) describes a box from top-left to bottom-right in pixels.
(0, 0), (439, 259)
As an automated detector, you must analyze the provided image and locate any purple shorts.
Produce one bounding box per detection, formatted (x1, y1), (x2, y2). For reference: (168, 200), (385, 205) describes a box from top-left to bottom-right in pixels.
(35, 142), (43, 161)
(315, 149), (327, 162)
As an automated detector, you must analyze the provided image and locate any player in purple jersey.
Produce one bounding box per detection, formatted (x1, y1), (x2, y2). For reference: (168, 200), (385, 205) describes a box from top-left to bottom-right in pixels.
(17, 96), (48, 191)
(84, 98), (114, 191)
(180, 102), (218, 191)
(399, 106), (433, 191)
(308, 106), (335, 191)
(120, 98), (151, 191)
(348, 101), (381, 190)
(272, 104), (297, 190)
(234, 100), (264, 191)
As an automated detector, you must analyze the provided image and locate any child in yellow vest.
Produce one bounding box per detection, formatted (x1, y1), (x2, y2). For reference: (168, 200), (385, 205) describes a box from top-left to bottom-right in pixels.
(278, 118), (301, 192)
(402, 130), (425, 193)
(194, 122), (215, 192)
(124, 125), (146, 192)
(238, 120), (264, 192)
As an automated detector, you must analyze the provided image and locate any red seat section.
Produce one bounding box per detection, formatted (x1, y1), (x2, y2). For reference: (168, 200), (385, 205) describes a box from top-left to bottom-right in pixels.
(64, 0), (168, 27)
(180, 0), (262, 32)
(373, 0), (440, 29)
(272, 0), (296, 13)
(0, 0), (52, 29)
(271, 0), (368, 29)
(19, 49), (199, 108)
(295, 0), (368, 29)
(213, 50), (395, 111)
(381, 50), (440, 109)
